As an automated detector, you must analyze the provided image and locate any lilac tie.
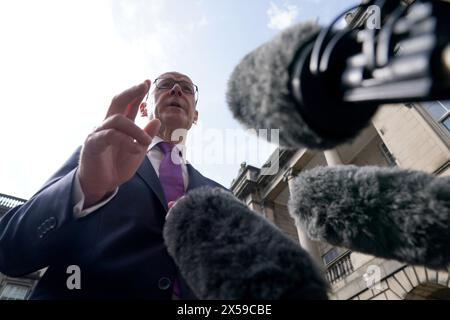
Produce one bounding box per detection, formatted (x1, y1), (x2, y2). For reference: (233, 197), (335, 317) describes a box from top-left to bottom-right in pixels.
(157, 141), (184, 298)
(157, 142), (185, 203)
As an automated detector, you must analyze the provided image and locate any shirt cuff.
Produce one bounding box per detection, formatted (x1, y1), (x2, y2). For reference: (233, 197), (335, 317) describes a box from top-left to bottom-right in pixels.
(72, 170), (118, 219)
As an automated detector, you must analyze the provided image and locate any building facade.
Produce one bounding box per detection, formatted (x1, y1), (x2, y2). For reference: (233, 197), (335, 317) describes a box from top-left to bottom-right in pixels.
(231, 0), (450, 300)
(231, 108), (450, 299)
(0, 193), (40, 300)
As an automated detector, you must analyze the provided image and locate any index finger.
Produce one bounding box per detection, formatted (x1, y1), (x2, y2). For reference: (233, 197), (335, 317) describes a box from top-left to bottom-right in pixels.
(105, 80), (151, 119)
(166, 201), (177, 220)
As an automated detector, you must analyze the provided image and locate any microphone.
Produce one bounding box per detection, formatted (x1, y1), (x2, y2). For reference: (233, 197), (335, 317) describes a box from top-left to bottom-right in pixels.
(288, 165), (450, 269)
(227, 21), (361, 150)
(163, 187), (329, 300)
(227, 1), (450, 149)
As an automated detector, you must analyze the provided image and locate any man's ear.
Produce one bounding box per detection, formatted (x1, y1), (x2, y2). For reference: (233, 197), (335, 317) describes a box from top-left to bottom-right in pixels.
(139, 102), (148, 117)
(193, 110), (198, 124)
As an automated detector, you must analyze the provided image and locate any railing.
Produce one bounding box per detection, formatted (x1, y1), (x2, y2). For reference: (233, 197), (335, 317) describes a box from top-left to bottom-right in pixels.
(325, 250), (354, 285)
(0, 193), (26, 209)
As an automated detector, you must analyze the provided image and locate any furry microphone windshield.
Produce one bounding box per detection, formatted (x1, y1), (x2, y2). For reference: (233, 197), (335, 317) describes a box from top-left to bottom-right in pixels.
(226, 21), (378, 150)
(163, 187), (329, 300)
(288, 165), (450, 269)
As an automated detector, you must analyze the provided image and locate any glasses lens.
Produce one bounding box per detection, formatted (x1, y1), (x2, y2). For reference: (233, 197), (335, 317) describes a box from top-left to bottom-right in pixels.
(179, 81), (195, 94)
(157, 78), (175, 89)
(156, 78), (196, 95)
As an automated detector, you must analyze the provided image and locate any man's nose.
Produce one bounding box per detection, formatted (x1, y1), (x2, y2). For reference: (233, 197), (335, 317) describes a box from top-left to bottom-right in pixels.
(169, 83), (183, 96)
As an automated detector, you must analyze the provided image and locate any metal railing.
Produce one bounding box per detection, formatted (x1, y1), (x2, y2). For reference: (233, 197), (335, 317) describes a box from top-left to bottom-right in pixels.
(0, 193), (26, 210)
(325, 250), (354, 284)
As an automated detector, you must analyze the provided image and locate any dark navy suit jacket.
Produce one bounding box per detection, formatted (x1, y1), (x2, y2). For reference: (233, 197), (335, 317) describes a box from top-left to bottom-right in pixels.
(0, 147), (226, 299)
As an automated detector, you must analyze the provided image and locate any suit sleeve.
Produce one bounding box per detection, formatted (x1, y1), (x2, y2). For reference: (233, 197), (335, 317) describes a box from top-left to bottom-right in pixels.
(0, 146), (87, 277)
(72, 172), (119, 218)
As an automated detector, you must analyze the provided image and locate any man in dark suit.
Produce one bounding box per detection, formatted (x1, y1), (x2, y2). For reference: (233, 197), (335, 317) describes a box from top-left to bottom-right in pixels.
(0, 72), (225, 299)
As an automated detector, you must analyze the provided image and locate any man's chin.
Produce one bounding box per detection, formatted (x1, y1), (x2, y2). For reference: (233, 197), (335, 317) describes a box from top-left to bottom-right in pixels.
(160, 116), (189, 131)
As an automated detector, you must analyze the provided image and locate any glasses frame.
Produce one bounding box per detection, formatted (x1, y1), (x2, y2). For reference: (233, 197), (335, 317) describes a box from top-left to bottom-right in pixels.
(144, 77), (199, 106)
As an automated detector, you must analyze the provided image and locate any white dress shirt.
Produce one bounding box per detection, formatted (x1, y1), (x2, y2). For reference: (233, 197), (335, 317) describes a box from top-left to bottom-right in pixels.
(72, 136), (188, 218)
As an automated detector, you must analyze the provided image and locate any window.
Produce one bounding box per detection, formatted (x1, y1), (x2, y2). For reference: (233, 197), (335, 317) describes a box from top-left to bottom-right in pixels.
(422, 101), (450, 134)
(322, 248), (342, 265)
(379, 142), (397, 167)
(0, 284), (29, 300)
(443, 116), (450, 132)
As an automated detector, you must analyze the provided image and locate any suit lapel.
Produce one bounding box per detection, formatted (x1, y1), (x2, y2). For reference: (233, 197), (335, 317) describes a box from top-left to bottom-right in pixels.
(136, 157), (168, 211)
(186, 163), (207, 191)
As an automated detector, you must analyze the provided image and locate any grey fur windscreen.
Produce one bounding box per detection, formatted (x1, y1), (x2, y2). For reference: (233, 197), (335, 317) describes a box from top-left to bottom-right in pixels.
(227, 22), (345, 150)
(163, 187), (328, 300)
(288, 165), (450, 269)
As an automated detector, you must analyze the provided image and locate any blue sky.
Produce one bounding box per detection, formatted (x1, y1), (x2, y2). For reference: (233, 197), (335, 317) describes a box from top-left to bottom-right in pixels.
(0, 0), (358, 199)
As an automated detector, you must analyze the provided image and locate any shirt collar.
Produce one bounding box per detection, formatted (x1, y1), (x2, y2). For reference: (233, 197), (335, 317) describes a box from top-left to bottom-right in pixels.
(148, 135), (186, 158)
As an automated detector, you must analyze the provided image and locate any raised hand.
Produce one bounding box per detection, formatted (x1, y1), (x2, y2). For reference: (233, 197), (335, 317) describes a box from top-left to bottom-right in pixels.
(79, 80), (161, 208)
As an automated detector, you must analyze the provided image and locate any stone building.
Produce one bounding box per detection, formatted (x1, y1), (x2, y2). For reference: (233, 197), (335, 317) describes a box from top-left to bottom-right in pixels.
(0, 193), (40, 300)
(231, 0), (450, 300)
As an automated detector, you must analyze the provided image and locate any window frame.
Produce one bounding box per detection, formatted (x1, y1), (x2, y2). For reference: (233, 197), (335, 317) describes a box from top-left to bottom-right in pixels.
(0, 283), (30, 300)
(413, 101), (450, 149)
(378, 142), (398, 167)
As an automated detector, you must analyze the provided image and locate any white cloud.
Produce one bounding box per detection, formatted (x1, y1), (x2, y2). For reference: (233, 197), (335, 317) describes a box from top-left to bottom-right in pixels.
(267, 2), (299, 30)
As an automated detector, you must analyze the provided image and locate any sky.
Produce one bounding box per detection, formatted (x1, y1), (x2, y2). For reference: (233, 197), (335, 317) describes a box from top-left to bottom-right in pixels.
(0, 0), (358, 199)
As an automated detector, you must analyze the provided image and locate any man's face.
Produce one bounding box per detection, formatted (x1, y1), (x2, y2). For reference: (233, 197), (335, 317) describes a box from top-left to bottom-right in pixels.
(152, 72), (198, 132)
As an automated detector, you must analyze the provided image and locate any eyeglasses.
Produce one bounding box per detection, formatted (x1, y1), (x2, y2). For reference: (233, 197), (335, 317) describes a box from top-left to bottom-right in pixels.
(144, 77), (199, 105)
(154, 77), (198, 95)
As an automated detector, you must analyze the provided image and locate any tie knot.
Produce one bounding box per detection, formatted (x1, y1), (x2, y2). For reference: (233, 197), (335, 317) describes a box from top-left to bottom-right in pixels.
(158, 141), (175, 155)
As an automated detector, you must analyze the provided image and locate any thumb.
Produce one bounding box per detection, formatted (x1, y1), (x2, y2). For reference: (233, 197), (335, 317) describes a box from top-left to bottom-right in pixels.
(168, 201), (176, 209)
(166, 201), (177, 220)
(143, 118), (161, 138)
